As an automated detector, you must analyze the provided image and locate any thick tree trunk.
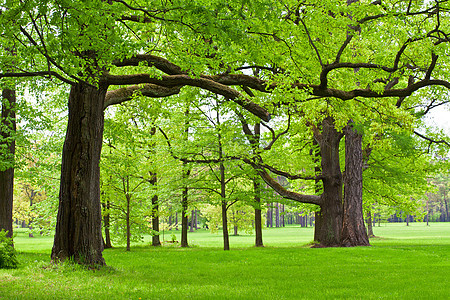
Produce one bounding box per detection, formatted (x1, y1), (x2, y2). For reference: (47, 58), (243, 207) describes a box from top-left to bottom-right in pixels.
(341, 123), (370, 246)
(51, 82), (106, 266)
(314, 117), (343, 247)
(253, 179), (264, 247)
(0, 89), (16, 239)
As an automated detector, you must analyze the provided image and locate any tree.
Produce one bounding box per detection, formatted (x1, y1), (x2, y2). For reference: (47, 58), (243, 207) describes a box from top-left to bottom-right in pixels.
(1, 0), (449, 266)
(0, 88), (15, 239)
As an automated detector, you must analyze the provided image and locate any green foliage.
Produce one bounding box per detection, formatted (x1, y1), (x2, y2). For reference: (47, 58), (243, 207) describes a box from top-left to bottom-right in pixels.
(0, 230), (18, 269)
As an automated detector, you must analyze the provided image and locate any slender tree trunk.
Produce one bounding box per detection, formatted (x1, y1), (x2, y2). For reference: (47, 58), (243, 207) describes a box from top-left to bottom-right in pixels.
(366, 211), (374, 237)
(51, 82), (106, 266)
(233, 225), (238, 236)
(0, 88), (16, 239)
(194, 210), (198, 230)
(190, 210), (195, 232)
(275, 202), (280, 228)
(103, 200), (112, 248)
(341, 122), (370, 246)
(281, 204), (285, 227)
(150, 173), (161, 246)
(126, 193), (131, 251)
(220, 161), (230, 250)
(314, 117), (344, 247)
(254, 179), (264, 247)
(181, 188), (189, 247)
(267, 203), (273, 227)
(221, 199), (230, 250)
(181, 165), (190, 248)
(444, 198), (448, 222)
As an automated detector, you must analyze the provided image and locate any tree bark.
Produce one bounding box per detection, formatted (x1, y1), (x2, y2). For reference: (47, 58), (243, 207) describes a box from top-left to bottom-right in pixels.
(0, 88), (16, 239)
(314, 117), (344, 247)
(253, 179), (264, 247)
(51, 82), (106, 266)
(341, 122), (370, 246)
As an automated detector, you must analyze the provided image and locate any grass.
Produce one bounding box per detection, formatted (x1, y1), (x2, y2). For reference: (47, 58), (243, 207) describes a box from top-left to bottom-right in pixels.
(1, 223), (449, 299)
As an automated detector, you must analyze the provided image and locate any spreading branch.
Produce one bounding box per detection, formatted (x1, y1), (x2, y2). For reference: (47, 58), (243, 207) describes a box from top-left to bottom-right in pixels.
(106, 73), (271, 122)
(104, 84), (181, 109)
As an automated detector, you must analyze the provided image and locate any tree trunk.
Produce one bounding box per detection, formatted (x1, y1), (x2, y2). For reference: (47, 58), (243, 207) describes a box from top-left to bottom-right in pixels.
(221, 199), (230, 250)
(190, 210), (195, 232)
(366, 211), (374, 237)
(341, 122), (370, 246)
(126, 193), (131, 251)
(194, 210), (198, 230)
(445, 198), (449, 222)
(253, 179), (264, 247)
(314, 117), (344, 247)
(267, 203), (273, 227)
(233, 225), (238, 236)
(275, 202), (280, 227)
(219, 160), (230, 250)
(51, 82), (106, 266)
(0, 89), (16, 239)
(180, 189), (189, 247)
(103, 200), (112, 248)
(180, 166), (190, 248)
(150, 173), (161, 246)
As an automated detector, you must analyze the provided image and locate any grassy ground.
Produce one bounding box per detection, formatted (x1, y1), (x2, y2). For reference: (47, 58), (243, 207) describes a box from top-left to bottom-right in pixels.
(1, 223), (449, 299)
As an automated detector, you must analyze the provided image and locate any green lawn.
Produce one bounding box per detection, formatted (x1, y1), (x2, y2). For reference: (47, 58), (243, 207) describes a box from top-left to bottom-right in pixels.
(1, 223), (449, 299)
